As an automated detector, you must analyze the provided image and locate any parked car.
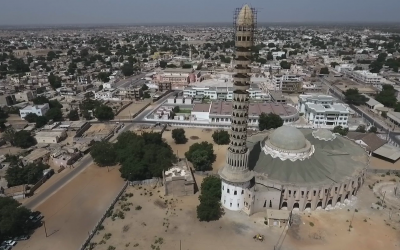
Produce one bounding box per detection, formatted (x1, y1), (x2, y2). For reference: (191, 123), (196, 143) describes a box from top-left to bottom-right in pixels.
(14, 235), (29, 241)
(4, 240), (16, 246)
(0, 245), (12, 250)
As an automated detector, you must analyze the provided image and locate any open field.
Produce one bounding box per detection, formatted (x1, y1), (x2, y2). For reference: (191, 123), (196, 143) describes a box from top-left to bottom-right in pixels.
(14, 164), (124, 250)
(88, 173), (400, 250)
(116, 101), (151, 118)
(162, 127), (229, 173)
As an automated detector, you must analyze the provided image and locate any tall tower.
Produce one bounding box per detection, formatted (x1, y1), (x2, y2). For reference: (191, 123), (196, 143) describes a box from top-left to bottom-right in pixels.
(219, 5), (256, 211)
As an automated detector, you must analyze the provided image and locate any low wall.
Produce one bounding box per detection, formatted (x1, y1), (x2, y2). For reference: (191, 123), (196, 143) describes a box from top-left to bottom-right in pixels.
(79, 181), (129, 250)
(115, 101), (133, 116)
(129, 178), (161, 186)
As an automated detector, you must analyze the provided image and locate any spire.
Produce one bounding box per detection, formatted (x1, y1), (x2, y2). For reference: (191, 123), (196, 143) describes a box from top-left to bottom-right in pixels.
(236, 5), (254, 26)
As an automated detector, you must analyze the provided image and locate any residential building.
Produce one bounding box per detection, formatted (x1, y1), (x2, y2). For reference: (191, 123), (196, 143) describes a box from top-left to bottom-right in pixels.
(351, 70), (382, 84)
(14, 91), (36, 102)
(183, 85), (264, 100)
(94, 89), (117, 100)
(272, 74), (303, 93)
(103, 82), (116, 90)
(0, 94), (16, 106)
(19, 103), (50, 119)
(119, 87), (143, 99)
(364, 95), (384, 110)
(303, 103), (349, 127)
(157, 82), (172, 92)
(35, 130), (67, 144)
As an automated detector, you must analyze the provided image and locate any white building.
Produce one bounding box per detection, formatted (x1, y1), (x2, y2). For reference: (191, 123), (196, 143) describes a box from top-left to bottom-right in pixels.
(183, 85), (265, 100)
(335, 64), (355, 73)
(102, 81), (116, 90)
(298, 94), (350, 127)
(19, 103), (50, 119)
(351, 70), (382, 84)
(94, 89), (118, 101)
(272, 74), (302, 92)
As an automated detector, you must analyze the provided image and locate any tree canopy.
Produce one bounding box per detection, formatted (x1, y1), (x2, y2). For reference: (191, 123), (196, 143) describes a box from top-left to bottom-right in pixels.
(122, 63), (134, 76)
(258, 112), (284, 131)
(185, 142), (215, 171)
(212, 130), (230, 145)
(0, 197), (35, 241)
(6, 162), (49, 187)
(320, 67), (330, 74)
(45, 108), (63, 121)
(196, 176), (222, 222)
(333, 125), (349, 136)
(67, 109), (80, 121)
(369, 126), (378, 133)
(344, 88), (369, 106)
(355, 125), (366, 133)
(94, 105), (114, 121)
(90, 141), (117, 167)
(171, 128), (187, 144)
(115, 131), (176, 181)
(13, 130), (36, 148)
(375, 84), (397, 107)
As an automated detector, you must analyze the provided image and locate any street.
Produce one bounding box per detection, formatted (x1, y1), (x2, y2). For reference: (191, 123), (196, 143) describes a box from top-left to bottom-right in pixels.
(115, 72), (147, 88)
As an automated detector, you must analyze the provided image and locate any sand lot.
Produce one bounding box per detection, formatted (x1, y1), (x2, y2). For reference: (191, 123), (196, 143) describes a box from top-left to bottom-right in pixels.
(88, 172), (400, 250)
(116, 101), (151, 118)
(162, 128), (229, 173)
(14, 164), (125, 250)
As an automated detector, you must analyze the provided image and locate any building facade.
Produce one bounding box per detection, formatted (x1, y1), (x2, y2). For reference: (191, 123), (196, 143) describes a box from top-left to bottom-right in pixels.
(351, 70), (382, 84)
(19, 103), (50, 119)
(183, 85), (264, 100)
(272, 74), (303, 93)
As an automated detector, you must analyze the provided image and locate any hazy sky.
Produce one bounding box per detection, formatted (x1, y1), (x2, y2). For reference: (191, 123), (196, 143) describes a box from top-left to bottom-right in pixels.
(1, 0), (400, 25)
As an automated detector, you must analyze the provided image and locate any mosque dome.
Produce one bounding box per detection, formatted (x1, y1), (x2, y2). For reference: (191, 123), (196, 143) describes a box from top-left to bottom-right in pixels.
(269, 126), (307, 151)
(236, 5), (254, 26)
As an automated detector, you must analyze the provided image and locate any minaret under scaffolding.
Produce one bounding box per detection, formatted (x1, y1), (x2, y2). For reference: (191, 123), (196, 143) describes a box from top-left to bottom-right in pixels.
(219, 4), (256, 211)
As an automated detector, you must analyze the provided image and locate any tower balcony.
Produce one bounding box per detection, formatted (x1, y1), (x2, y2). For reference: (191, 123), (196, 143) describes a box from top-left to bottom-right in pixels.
(235, 50), (252, 57)
(236, 41), (253, 48)
(234, 66), (251, 74)
(235, 58), (251, 67)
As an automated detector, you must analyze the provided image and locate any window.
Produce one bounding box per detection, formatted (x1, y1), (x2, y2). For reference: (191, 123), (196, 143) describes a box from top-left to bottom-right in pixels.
(241, 190), (244, 194)
(230, 203), (232, 207)
(234, 191), (237, 195)
(301, 191), (304, 197)
(313, 190), (317, 196)
(222, 186), (224, 190)
(227, 189), (230, 194)
(237, 203), (239, 207)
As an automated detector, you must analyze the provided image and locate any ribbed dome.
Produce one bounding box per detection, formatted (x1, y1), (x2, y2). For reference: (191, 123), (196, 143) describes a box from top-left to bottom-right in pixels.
(269, 126), (307, 150)
(236, 5), (254, 26)
(312, 129), (336, 141)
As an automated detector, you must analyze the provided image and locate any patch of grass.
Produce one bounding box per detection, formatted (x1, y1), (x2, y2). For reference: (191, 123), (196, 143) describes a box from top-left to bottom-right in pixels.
(134, 243), (139, 247)
(309, 222), (314, 227)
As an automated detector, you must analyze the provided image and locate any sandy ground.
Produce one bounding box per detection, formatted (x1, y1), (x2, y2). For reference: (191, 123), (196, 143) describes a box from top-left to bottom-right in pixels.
(370, 156), (400, 170)
(116, 101), (150, 118)
(14, 164), (125, 250)
(87, 171), (400, 250)
(162, 128), (228, 173)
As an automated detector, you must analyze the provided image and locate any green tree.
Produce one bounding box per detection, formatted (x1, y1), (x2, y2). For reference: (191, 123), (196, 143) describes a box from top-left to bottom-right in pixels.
(67, 109), (80, 121)
(267, 52), (273, 61)
(330, 62), (339, 68)
(94, 105), (114, 121)
(141, 84), (149, 91)
(3, 127), (15, 144)
(159, 60), (167, 68)
(185, 142), (215, 171)
(13, 130), (36, 148)
(368, 126), (378, 133)
(280, 60), (291, 69)
(121, 63), (134, 76)
(204, 51), (210, 59)
(0, 197), (35, 241)
(45, 108), (63, 121)
(356, 125), (366, 133)
(5, 162), (49, 187)
(115, 131), (176, 181)
(90, 141), (117, 167)
(172, 128), (187, 144)
(35, 116), (48, 128)
(344, 88), (369, 106)
(48, 73), (62, 89)
(196, 176), (222, 222)
(212, 130), (230, 145)
(375, 84), (397, 107)
(173, 106), (180, 113)
(320, 67), (330, 74)
(24, 113), (38, 123)
(258, 113), (284, 131)
(333, 126), (349, 136)
(0, 107), (8, 120)
(381, 111), (388, 119)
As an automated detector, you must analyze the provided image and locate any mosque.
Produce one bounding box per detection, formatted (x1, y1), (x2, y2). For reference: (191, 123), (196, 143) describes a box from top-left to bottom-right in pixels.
(218, 5), (369, 215)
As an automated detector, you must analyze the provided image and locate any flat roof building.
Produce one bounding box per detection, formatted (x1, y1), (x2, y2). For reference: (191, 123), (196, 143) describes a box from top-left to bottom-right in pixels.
(19, 103), (50, 119)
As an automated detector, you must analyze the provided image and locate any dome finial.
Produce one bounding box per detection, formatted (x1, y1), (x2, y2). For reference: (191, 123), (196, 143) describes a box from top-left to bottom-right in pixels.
(236, 4), (254, 26)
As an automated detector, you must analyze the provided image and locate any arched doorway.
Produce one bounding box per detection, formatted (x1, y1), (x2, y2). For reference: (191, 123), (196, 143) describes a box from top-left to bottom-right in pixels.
(327, 199), (332, 206)
(281, 201), (288, 209)
(293, 202), (300, 209)
(305, 203), (312, 209)
(352, 189), (357, 196)
(317, 201), (323, 208)
(336, 196), (341, 204)
(345, 193), (349, 200)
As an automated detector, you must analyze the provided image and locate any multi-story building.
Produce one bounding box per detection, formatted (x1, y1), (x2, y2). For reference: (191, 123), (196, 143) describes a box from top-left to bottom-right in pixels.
(157, 82), (172, 92)
(272, 74), (303, 93)
(299, 94), (349, 127)
(119, 87), (143, 99)
(14, 91), (37, 102)
(183, 85), (264, 100)
(0, 94), (16, 106)
(154, 68), (200, 87)
(19, 103), (50, 119)
(94, 89), (117, 100)
(351, 70), (382, 84)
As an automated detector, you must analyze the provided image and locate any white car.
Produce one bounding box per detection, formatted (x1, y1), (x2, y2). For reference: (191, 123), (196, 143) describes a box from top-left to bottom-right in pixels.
(4, 240), (16, 246)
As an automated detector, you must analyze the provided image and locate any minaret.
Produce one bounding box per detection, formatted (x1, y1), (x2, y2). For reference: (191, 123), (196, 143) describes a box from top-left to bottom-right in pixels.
(219, 5), (255, 211)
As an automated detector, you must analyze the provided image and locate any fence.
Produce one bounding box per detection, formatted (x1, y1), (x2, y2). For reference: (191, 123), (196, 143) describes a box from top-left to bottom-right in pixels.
(79, 181), (129, 250)
(129, 178), (161, 186)
(367, 168), (400, 175)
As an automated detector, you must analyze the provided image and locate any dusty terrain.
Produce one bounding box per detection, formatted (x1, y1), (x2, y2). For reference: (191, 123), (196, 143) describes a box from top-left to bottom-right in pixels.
(87, 171), (400, 250)
(116, 101), (150, 118)
(14, 164), (124, 250)
(162, 128), (229, 173)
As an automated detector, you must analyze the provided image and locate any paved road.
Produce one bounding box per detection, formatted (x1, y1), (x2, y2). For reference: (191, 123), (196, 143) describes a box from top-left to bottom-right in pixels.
(23, 123), (136, 210)
(321, 77), (400, 145)
(115, 72), (147, 88)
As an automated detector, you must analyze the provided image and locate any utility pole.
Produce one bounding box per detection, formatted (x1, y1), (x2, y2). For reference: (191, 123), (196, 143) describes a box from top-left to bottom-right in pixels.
(179, 240), (181, 250)
(43, 221), (48, 237)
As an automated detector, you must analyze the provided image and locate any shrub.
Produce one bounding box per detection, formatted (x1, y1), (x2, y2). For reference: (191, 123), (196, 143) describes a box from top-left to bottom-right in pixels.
(309, 222), (314, 227)
(135, 205), (142, 210)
